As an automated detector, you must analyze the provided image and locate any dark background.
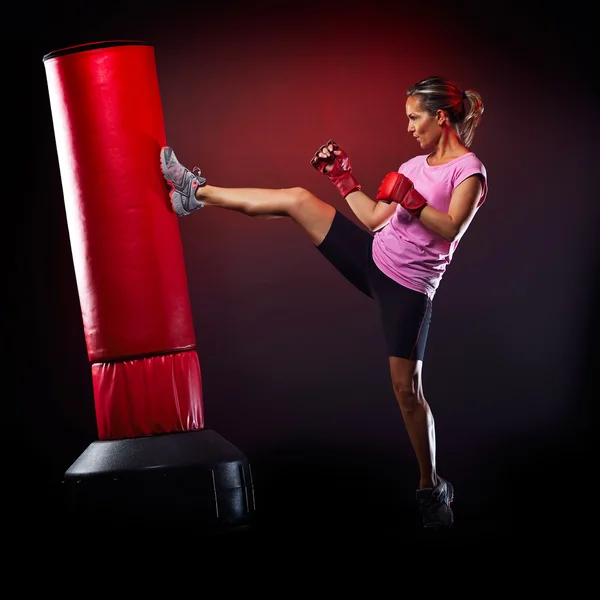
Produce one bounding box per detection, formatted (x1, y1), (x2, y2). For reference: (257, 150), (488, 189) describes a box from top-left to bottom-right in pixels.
(6, 1), (597, 544)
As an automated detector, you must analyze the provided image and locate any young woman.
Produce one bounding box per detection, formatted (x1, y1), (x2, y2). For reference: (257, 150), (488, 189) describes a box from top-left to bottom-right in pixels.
(160, 75), (487, 529)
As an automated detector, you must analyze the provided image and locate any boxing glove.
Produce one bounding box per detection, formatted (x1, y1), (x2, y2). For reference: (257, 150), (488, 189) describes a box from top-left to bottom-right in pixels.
(376, 171), (413, 204)
(401, 187), (428, 217)
(376, 171), (428, 217)
(310, 139), (362, 198)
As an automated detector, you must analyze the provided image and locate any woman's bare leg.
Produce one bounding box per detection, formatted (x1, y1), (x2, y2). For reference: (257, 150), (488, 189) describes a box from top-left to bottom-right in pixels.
(388, 356), (437, 489)
(160, 146), (335, 245)
(197, 185), (336, 246)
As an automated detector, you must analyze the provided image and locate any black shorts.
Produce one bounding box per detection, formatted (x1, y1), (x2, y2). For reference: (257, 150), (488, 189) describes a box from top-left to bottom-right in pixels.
(316, 210), (432, 361)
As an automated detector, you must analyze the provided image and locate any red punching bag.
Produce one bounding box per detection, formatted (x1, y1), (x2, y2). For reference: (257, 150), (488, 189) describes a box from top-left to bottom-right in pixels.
(44, 41), (254, 530)
(44, 40), (202, 439)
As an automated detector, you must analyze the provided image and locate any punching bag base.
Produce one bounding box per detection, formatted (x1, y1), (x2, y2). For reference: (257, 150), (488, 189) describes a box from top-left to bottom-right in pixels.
(61, 429), (255, 534)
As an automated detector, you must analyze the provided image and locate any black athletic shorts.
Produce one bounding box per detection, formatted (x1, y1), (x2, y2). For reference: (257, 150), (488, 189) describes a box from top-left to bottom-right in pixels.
(316, 210), (432, 361)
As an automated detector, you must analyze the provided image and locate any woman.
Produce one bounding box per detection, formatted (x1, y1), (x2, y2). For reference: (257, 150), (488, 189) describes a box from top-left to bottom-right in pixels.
(160, 75), (487, 529)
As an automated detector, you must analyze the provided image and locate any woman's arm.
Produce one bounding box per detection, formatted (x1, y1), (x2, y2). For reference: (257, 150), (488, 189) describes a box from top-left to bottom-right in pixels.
(418, 175), (484, 242)
(344, 189), (398, 232)
(311, 141), (398, 232)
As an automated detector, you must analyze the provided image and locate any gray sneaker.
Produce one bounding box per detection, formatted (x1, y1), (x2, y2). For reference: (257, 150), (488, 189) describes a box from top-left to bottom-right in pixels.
(416, 477), (454, 529)
(160, 146), (206, 216)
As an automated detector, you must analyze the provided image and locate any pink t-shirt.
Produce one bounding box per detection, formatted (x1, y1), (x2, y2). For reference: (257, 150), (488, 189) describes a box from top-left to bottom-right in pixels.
(371, 152), (487, 299)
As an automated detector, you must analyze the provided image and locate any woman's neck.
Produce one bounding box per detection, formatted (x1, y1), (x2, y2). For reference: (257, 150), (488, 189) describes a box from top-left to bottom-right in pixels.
(427, 133), (469, 166)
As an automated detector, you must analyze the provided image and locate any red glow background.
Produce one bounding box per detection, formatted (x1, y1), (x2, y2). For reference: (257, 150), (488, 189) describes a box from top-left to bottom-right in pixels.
(13, 0), (597, 536)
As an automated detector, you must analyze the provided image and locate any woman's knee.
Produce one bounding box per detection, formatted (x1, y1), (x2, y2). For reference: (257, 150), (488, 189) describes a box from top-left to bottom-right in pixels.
(392, 381), (420, 412)
(389, 357), (422, 412)
(285, 186), (319, 211)
(281, 187), (335, 244)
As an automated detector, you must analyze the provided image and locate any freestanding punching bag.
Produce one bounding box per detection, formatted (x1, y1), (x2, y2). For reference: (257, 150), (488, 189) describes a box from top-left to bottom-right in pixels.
(43, 41), (254, 531)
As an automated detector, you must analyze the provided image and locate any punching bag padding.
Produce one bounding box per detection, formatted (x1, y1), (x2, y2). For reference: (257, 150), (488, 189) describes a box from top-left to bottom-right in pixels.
(92, 350), (203, 438)
(44, 41), (204, 439)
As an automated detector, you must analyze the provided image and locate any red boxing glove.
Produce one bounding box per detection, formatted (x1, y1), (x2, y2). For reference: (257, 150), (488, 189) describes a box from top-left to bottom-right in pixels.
(401, 188), (428, 217)
(376, 171), (428, 217)
(310, 139), (362, 198)
(375, 172), (413, 204)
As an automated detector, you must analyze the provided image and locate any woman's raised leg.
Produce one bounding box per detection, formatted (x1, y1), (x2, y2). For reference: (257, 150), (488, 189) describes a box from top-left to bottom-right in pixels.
(200, 185), (335, 245)
(160, 146), (335, 245)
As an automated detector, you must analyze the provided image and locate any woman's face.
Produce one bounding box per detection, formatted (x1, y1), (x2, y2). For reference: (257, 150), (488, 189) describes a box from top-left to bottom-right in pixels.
(406, 95), (441, 150)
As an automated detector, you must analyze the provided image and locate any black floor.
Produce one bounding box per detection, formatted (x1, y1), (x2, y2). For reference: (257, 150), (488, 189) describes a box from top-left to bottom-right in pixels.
(16, 437), (583, 550)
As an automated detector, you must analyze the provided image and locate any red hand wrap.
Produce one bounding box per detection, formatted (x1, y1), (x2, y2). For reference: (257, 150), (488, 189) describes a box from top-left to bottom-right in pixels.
(310, 139), (362, 198)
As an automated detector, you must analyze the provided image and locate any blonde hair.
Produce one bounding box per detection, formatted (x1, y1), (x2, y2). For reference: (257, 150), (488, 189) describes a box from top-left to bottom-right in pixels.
(407, 75), (484, 147)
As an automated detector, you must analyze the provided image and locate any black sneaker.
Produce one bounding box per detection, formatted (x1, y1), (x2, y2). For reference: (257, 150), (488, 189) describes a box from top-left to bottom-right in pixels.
(416, 477), (454, 529)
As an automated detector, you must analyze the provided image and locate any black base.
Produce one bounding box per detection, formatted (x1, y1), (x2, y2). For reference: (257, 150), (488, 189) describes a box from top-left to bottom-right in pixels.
(61, 429), (255, 533)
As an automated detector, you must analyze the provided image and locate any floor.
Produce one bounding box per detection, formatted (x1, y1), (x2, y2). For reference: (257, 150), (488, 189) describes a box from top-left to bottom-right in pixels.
(21, 439), (581, 550)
